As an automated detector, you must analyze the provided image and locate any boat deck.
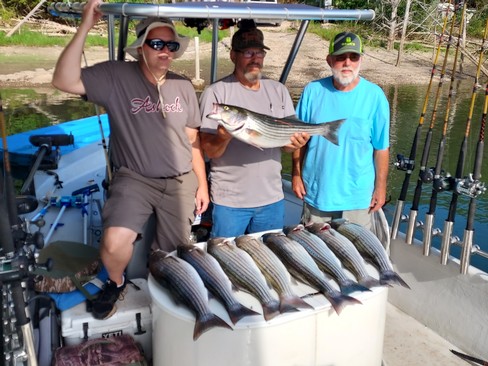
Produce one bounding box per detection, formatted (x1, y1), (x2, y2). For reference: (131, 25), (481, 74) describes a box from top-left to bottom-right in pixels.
(383, 303), (464, 366)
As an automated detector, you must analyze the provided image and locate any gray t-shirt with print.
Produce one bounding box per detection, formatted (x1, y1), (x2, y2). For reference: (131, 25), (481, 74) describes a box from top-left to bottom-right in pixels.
(81, 61), (200, 178)
(200, 74), (295, 208)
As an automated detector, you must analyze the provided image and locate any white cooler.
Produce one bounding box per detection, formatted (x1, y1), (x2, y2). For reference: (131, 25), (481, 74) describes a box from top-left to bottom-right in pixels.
(61, 278), (152, 360)
(149, 271), (388, 366)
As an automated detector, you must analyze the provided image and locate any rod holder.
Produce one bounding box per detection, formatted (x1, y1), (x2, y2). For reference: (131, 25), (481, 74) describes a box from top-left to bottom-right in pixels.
(460, 229), (474, 274)
(422, 214), (434, 256)
(440, 221), (456, 265)
(390, 200), (404, 239)
(405, 209), (419, 244)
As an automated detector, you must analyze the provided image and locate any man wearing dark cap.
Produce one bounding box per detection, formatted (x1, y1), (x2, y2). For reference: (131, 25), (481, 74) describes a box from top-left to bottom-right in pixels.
(199, 20), (309, 238)
(52, 0), (209, 319)
(291, 32), (390, 229)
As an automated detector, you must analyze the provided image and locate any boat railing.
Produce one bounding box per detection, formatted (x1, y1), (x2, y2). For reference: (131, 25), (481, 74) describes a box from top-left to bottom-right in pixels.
(47, 1), (375, 83)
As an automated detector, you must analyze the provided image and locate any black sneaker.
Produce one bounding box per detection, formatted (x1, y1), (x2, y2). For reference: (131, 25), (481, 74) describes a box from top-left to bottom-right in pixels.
(92, 278), (127, 320)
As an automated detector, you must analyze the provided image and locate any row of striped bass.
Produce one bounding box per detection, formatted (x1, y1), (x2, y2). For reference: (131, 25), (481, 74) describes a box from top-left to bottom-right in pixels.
(329, 219), (410, 288)
(262, 232), (362, 315)
(177, 244), (260, 325)
(306, 223), (382, 289)
(283, 225), (371, 295)
(207, 237), (282, 321)
(206, 103), (345, 149)
(148, 250), (232, 341)
(234, 235), (313, 312)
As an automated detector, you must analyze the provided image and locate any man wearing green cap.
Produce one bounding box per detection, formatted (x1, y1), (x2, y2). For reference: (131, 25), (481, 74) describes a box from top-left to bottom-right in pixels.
(291, 32), (390, 229)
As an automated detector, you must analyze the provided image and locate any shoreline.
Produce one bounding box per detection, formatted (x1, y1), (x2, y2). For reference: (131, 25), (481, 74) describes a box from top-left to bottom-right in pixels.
(0, 25), (477, 89)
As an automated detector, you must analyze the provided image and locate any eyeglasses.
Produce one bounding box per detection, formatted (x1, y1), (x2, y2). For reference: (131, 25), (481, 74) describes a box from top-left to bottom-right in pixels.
(144, 39), (180, 52)
(236, 50), (267, 59)
(333, 53), (361, 62)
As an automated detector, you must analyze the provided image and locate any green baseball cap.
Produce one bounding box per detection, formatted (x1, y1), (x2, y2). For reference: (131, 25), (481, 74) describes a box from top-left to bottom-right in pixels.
(329, 32), (363, 56)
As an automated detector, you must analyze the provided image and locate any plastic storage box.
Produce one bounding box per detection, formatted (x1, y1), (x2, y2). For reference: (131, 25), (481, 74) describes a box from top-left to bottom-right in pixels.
(61, 278), (152, 360)
(149, 271), (388, 366)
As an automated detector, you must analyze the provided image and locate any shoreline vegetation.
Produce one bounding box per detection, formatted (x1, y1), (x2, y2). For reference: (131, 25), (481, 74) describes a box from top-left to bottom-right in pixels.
(0, 19), (484, 90)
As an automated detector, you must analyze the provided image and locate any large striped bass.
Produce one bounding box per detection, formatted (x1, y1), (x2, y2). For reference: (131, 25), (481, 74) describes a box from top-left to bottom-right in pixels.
(283, 224), (370, 295)
(234, 235), (314, 312)
(177, 244), (260, 325)
(206, 103), (344, 149)
(261, 232), (361, 315)
(306, 222), (382, 289)
(207, 237), (281, 321)
(329, 219), (410, 289)
(148, 250), (232, 341)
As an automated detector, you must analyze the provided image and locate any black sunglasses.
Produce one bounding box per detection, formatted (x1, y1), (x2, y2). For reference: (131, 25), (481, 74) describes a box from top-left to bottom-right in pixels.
(144, 39), (180, 52)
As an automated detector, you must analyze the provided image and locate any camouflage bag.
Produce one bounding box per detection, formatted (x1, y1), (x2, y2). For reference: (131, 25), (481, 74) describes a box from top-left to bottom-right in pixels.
(33, 241), (101, 299)
(52, 334), (147, 366)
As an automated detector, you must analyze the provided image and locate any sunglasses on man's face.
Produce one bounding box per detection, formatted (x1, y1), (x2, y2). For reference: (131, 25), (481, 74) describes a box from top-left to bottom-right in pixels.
(144, 39), (180, 52)
(333, 53), (361, 62)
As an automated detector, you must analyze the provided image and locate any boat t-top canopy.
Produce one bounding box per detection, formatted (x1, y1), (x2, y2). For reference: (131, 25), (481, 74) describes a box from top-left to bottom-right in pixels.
(47, 1), (375, 83)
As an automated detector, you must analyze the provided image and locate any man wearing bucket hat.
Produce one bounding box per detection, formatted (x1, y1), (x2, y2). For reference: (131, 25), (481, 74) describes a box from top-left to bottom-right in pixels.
(52, 0), (209, 320)
(199, 20), (309, 238)
(291, 31), (390, 229)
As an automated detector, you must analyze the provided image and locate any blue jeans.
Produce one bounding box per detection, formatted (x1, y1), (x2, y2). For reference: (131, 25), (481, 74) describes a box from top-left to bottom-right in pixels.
(210, 200), (285, 238)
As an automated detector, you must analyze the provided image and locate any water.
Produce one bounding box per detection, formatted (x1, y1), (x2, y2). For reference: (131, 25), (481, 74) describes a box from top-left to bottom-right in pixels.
(2, 79), (487, 271)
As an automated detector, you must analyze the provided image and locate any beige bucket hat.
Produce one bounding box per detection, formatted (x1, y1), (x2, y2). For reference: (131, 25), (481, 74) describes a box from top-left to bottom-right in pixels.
(125, 17), (189, 60)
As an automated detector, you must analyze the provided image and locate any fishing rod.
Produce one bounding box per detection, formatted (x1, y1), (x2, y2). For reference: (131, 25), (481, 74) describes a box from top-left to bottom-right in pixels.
(390, 7), (451, 240)
(458, 80), (487, 274)
(405, 8), (458, 245)
(440, 19), (488, 266)
(81, 52), (112, 186)
(0, 94), (20, 233)
(423, 4), (466, 255)
(1, 97), (41, 366)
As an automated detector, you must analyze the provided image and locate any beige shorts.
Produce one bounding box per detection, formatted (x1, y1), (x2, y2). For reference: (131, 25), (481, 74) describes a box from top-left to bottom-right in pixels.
(102, 167), (198, 251)
(301, 202), (372, 229)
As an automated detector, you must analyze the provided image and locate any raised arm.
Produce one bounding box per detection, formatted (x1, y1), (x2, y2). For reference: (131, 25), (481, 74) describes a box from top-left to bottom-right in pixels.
(52, 0), (103, 95)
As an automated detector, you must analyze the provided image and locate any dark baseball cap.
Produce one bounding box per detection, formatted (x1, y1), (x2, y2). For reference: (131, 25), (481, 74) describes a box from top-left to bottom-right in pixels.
(329, 32), (363, 56)
(232, 23), (270, 51)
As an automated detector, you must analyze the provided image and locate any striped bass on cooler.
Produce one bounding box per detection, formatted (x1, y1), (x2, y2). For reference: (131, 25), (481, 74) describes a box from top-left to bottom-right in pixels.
(235, 235), (314, 312)
(177, 244), (260, 325)
(329, 219), (410, 289)
(283, 224), (370, 295)
(148, 250), (232, 341)
(206, 103), (345, 149)
(305, 222), (382, 289)
(206, 237), (281, 321)
(261, 232), (362, 315)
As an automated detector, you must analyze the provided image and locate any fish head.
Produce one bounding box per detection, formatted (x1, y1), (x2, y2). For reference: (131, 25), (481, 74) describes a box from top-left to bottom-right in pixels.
(176, 243), (200, 257)
(206, 104), (248, 132)
(283, 224), (304, 235)
(306, 222), (332, 233)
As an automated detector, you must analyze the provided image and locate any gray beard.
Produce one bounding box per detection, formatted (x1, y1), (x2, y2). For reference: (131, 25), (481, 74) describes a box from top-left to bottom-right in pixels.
(244, 70), (262, 83)
(332, 67), (359, 87)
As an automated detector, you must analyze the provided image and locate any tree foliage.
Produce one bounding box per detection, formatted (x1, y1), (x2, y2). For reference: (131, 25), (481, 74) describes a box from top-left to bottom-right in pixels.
(1, 0), (487, 38)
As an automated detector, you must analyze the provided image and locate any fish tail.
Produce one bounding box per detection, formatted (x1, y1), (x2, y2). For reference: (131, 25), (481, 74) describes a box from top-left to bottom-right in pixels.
(339, 280), (372, 295)
(227, 303), (261, 325)
(325, 292), (362, 315)
(193, 313), (233, 341)
(279, 294), (314, 313)
(262, 300), (281, 321)
(358, 275), (383, 289)
(322, 119), (345, 146)
(380, 270), (410, 289)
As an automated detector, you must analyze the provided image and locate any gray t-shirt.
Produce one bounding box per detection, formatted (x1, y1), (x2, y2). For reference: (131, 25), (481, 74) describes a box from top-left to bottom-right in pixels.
(81, 61), (201, 178)
(200, 74), (295, 208)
